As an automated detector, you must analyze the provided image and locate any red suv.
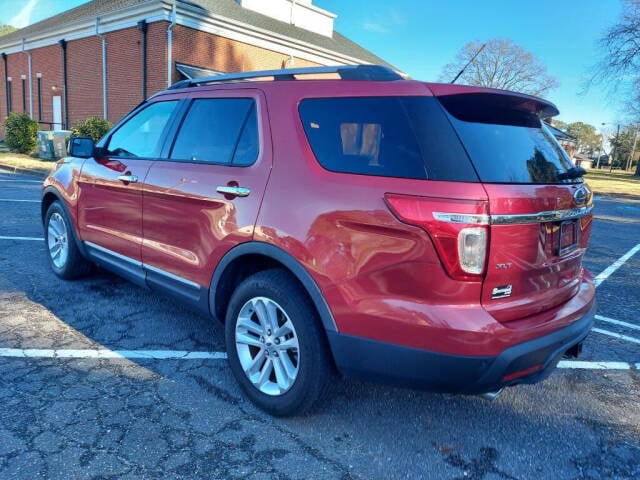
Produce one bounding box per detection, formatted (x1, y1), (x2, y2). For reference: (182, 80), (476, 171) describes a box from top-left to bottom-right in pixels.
(42, 65), (595, 415)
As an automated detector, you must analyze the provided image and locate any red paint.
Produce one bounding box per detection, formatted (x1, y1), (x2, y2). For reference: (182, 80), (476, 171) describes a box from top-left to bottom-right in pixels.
(45, 74), (595, 368)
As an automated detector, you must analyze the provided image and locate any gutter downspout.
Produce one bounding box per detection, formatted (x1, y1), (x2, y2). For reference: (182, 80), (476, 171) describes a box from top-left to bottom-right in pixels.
(138, 20), (148, 100)
(167, 2), (176, 88)
(22, 39), (33, 118)
(1, 53), (8, 117)
(95, 18), (107, 120)
(59, 39), (68, 130)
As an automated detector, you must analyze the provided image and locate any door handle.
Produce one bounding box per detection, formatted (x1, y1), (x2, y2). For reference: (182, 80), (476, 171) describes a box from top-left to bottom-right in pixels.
(217, 186), (250, 197)
(117, 174), (138, 184)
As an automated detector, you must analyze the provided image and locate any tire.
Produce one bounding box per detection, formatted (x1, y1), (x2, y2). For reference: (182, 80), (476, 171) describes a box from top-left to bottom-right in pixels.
(225, 269), (333, 416)
(44, 201), (92, 279)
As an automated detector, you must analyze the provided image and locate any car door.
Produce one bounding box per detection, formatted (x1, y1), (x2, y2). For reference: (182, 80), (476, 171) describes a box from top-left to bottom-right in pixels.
(141, 89), (272, 303)
(77, 99), (181, 282)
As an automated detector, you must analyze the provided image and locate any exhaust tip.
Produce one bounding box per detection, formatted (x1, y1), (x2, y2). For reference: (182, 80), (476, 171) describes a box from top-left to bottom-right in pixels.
(479, 388), (504, 401)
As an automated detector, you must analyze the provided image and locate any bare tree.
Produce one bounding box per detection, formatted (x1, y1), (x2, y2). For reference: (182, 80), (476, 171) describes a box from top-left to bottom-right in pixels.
(439, 38), (559, 97)
(592, 0), (640, 174)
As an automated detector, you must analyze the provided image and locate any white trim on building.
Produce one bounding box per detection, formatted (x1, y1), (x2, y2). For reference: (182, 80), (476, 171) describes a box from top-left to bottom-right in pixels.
(0, 0), (368, 68)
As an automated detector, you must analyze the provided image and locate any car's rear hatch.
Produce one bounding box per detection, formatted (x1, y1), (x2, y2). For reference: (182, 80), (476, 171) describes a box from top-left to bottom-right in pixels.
(430, 85), (594, 323)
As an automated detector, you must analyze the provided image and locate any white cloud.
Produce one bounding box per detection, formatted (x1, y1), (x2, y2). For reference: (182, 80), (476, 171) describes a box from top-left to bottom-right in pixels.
(362, 8), (406, 35)
(10, 0), (39, 28)
(363, 21), (389, 34)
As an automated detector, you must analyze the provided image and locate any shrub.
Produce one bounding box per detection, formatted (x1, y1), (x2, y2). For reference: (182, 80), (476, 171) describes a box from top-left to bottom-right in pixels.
(72, 116), (113, 142)
(4, 112), (39, 154)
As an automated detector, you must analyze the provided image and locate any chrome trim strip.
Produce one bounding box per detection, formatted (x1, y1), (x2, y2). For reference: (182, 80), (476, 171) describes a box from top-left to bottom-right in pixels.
(85, 241), (201, 289)
(490, 205), (594, 225)
(144, 263), (201, 289)
(434, 205), (593, 226)
(85, 241), (142, 267)
(433, 212), (490, 225)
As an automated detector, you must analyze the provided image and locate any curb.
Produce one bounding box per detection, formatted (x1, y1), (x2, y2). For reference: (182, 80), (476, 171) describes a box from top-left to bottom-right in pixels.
(0, 162), (52, 179)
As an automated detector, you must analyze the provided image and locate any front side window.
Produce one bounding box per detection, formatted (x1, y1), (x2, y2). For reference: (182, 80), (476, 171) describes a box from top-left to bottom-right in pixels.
(170, 98), (258, 166)
(107, 100), (178, 158)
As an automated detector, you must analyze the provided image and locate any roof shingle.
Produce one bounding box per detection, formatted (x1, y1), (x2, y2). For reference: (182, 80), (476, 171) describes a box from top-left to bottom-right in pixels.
(0, 0), (394, 69)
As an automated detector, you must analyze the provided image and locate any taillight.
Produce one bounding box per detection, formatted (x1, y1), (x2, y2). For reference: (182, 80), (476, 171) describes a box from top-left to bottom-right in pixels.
(384, 193), (489, 281)
(458, 227), (487, 274)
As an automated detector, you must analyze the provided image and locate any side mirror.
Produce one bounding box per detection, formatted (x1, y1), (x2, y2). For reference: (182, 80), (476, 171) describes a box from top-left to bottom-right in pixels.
(68, 136), (95, 158)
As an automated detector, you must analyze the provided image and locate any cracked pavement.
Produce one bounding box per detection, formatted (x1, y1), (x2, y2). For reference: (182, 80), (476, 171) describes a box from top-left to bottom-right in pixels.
(0, 169), (639, 479)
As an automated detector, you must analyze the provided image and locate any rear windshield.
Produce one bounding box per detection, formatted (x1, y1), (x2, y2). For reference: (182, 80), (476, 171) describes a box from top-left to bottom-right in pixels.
(298, 97), (478, 182)
(438, 93), (578, 184)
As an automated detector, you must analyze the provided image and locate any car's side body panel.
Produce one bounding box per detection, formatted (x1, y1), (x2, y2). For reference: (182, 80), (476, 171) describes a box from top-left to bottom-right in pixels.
(141, 89), (273, 288)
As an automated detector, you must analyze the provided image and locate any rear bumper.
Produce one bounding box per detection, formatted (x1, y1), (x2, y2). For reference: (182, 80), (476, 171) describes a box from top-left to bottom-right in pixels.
(327, 300), (596, 394)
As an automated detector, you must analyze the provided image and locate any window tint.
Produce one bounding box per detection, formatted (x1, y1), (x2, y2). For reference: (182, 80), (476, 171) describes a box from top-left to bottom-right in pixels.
(299, 97), (477, 181)
(438, 94), (577, 184)
(107, 101), (178, 158)
(170, 98), (258, 165)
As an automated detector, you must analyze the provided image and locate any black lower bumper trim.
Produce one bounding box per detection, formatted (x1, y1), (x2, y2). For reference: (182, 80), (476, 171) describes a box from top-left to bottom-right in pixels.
(327, 301), (596, 394)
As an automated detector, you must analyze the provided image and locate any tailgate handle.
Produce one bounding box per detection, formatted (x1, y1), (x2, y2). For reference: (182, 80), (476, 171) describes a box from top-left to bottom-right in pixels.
(217, 185), (250, 197)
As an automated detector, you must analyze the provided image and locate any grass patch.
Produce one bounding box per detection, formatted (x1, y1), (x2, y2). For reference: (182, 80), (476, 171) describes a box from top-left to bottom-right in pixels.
(0, 145), (56, 176)
(0, 151), (56, 174)
(584, 169), (640, 198)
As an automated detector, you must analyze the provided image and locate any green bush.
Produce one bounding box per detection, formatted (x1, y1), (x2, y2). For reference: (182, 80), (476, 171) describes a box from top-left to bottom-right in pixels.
(72, 116), (113, 142)
(4, 112), (39, 154)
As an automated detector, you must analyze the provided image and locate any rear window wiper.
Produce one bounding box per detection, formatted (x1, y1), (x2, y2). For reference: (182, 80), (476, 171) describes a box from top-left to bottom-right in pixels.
(558, 166), (586, 180)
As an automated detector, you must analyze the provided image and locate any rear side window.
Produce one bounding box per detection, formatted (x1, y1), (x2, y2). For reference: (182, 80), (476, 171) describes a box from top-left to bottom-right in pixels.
(170, 98), (258, 165)
(438, 93), (577, 184)
(299, 97), (477, 182)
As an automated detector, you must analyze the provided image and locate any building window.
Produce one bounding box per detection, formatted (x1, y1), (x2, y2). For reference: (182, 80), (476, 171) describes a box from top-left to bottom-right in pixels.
(37, 73), (42, 122)
(21, 74), (26, 113)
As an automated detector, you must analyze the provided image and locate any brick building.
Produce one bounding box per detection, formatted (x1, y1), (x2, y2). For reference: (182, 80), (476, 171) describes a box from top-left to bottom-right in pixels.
(0, 0), (392, 136)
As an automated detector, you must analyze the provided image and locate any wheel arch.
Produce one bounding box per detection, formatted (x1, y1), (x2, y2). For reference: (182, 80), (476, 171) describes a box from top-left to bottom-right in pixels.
(41, 186), (89, 258)
(209, 242), (338, 333)
(41, 187), (64, 225)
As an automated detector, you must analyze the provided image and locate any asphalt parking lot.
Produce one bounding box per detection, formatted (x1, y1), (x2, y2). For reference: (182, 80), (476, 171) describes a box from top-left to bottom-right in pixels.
(0, 167), (638, 479)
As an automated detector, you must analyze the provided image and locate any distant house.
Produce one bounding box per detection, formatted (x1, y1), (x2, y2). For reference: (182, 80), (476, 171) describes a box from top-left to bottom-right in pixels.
(545, 122), (577, 160)
(0, 0), (393, 134)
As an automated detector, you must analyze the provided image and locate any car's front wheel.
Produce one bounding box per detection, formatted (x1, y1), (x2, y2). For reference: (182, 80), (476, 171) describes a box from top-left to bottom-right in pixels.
(44, 201), (92, 279)
(225, 269), (333, 416)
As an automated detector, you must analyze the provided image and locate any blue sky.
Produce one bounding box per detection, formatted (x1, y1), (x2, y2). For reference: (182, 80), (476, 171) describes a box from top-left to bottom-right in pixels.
(1, 0), (628, 134)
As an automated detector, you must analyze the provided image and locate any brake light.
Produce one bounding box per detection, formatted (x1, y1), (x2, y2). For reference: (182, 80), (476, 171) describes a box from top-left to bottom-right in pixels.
(458, 227), (487, 274)
(384, 193), (489, 281)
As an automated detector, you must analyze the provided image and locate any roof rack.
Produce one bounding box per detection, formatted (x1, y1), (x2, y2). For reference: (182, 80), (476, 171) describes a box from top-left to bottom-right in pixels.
(168, 64), (403, 89)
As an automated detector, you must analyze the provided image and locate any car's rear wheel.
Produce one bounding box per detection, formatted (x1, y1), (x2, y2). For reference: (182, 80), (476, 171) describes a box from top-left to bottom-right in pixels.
(225, 269), (332, 416)
(44, 201), (92, 279)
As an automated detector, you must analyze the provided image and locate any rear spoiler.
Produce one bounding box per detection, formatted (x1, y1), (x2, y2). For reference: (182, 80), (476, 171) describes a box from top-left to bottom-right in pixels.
(425, 83), (559, 119)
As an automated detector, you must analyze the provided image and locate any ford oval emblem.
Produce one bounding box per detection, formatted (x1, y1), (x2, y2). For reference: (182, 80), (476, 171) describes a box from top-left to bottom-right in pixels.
(573, 185), (589, 206)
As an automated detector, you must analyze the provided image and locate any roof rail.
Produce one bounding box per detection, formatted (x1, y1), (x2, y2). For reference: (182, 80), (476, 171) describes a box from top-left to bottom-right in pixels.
(168, 64), (403, 89)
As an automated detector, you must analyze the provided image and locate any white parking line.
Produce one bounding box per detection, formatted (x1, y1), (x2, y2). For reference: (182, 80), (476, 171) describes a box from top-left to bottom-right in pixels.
(0, 199), (40, 203)
(0, 348), (227, 360)
(0, 236), (43, 241)
(594, 243), (640, 287)
(0, 348), (635, 374)
(596, 314), (640, 331)
(557, 360), (634, 370)
(592, 327), (640, 345)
